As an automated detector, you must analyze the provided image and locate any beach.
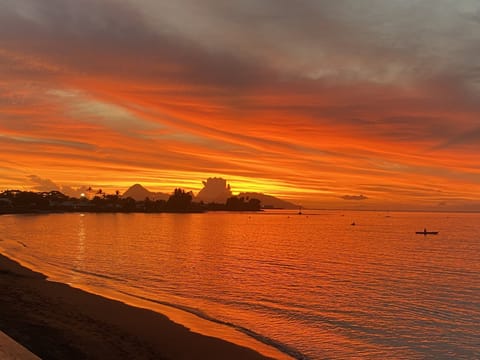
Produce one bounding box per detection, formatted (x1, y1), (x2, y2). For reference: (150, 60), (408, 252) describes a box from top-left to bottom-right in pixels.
(0, 253), (273, 360)
(2, 211), (479, 359)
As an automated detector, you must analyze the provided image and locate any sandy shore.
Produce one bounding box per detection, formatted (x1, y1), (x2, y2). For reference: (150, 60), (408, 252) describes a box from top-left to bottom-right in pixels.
(0, 253), (275, 360)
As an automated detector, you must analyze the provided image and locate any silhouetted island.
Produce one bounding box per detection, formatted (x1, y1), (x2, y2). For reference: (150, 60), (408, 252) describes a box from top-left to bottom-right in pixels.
(194, 178), (298, 209)
(0, 188), (262, 214)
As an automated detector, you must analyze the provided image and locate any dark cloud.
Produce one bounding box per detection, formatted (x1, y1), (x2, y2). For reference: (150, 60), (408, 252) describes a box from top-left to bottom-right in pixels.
(28, 175), (87, 197)
(131, 1), (480, 84)
(341, 194), (368, 201)
(435, 127), (480, 150)
(0, 0), (275, 91)
(28, 175), (60, 192)
(3, 0), (479, 96)
(2, 0), (479, 133)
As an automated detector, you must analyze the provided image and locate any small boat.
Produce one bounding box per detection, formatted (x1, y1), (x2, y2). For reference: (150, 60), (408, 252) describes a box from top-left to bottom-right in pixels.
(351, 221), (356, 226)
(416, 229), (439, 235)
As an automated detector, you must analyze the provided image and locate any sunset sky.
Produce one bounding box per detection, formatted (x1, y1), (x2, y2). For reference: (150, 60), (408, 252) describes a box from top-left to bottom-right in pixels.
(1, 0), (480, 210)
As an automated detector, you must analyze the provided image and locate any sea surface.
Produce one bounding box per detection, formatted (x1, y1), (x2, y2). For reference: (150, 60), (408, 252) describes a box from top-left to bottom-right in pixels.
(0, 210), (479, 359)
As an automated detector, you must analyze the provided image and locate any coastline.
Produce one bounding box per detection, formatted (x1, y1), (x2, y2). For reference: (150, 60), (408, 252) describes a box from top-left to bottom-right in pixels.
(0, 252), (278, 360)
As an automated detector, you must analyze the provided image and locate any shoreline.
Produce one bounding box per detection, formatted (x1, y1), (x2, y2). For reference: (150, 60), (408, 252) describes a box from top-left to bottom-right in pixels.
(0, 252), (283, 360)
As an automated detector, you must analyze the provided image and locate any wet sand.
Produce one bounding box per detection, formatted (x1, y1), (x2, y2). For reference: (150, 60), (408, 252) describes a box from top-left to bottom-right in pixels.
(0, 253), (274, 359)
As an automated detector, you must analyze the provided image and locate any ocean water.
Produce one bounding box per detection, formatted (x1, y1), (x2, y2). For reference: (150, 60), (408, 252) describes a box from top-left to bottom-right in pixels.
(0, 210), (479, 359)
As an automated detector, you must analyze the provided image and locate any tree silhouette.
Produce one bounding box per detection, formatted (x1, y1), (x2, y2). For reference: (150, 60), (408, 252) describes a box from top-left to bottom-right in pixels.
(0, 188), (261, 214)
(166, 188), (194, 212)
(225, 196), (261, 211)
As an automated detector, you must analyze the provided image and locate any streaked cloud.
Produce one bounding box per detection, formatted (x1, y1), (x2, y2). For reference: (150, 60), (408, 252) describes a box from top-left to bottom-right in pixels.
(28, 175), (60, 192)
(341, 195), (368, 201)
(0, 0), (479, 209)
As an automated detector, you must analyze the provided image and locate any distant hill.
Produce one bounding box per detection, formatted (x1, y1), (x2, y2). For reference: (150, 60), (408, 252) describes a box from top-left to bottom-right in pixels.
(122, 184), (169, 201)
(194, 177), (297, 209)
(238, 192), (298, 209)
(122, 183), (297, 209)
(195, 177), (232, 203)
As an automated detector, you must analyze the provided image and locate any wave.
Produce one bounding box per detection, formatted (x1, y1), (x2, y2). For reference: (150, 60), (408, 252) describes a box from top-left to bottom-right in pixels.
(69, 268), (128, 283)
(116, 289), (309, 360)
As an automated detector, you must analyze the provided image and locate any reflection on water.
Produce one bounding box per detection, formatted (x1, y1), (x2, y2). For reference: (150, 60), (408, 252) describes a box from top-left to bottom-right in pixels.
(0, 211), (479, 359)
(76, 214), (86, 265)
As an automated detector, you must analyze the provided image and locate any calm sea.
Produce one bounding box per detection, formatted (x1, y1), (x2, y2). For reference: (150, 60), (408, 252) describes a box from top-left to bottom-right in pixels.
(0, 210), (479, 359)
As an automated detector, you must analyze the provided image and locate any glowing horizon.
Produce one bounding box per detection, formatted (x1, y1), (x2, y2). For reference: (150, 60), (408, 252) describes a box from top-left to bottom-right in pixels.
(1, 1), (480, 211)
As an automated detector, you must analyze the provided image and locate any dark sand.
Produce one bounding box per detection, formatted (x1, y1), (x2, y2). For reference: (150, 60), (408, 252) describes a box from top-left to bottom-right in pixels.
(0, 253), (274, 359)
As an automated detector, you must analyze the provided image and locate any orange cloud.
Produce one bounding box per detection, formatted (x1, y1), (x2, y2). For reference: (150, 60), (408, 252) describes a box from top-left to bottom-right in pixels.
(1, 1), (479, 210)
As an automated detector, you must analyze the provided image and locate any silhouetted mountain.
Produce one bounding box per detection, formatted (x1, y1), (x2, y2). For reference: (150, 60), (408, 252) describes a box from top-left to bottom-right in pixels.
(237, 192), (298, 209)
(194, 177), (296, 208)
(195, 177), (232, 203)
(122, 184), (169, 201)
